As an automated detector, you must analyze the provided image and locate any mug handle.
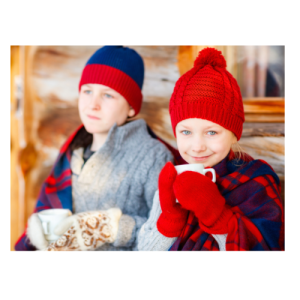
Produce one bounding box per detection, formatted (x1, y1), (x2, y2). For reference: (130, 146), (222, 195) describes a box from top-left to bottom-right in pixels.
(42, 221), (50, 235)
(203, 168), (216, 182)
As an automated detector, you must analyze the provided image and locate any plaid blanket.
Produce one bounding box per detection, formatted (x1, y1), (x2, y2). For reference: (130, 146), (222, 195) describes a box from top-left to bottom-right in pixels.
(15, 123), (183, 250)
(170, 152), (284, 251)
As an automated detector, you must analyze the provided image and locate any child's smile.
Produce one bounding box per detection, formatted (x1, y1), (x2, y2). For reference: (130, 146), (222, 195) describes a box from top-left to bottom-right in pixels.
(190, 154), (212, 162)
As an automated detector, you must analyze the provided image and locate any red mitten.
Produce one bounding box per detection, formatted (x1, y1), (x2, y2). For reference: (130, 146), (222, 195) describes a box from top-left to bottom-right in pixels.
(173, 171), (233, 235)
(156, 162), (189, 237)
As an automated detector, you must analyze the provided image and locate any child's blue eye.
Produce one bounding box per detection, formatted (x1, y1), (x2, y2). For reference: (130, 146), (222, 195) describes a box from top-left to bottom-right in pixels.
(182, 130), (191, 135)
(207, 131), (217, 136)
(104, 93), (113, 99)
(84, 90), (92, 95)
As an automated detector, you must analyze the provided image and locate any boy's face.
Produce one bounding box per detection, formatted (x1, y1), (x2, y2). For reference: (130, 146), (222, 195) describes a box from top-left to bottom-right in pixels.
(78, 84), (135, 135)
(175, 118), (237, 167)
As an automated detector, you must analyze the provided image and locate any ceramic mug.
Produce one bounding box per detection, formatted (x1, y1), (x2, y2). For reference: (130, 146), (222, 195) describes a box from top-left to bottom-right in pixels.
(175, 163), (216, 181)
(174, 164), (216, 202)
(38, 209), (72, 243)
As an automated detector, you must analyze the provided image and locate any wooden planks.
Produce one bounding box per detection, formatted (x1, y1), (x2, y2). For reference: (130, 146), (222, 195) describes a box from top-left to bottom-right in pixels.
(243, 97), (285, 123)
(239, 137), (284, 176)
(242, 123), (284, 137)
(11, 46), (22, 250)
(243, 98), (284, 114)
(245, 113), (284, 123)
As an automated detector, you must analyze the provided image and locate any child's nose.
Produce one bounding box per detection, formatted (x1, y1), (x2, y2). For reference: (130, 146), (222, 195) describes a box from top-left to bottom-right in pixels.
(192, 138), (206, 152)
(89, 95), (101, 110)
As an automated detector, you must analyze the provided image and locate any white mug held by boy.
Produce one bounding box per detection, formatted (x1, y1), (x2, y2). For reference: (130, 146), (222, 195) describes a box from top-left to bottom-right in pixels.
(137, 48), (284, 251)
(16, 46), (173, 251)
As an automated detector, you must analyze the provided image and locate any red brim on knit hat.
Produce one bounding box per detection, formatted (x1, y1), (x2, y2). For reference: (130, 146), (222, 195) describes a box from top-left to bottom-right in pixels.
(79, 64), (143, 116)
(78, 46), (144, 116)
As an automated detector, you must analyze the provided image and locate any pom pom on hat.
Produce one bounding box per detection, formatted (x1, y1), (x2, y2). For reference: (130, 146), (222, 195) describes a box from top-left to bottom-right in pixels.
(169, 47), (244, 140)
(194, 47), (227, 69)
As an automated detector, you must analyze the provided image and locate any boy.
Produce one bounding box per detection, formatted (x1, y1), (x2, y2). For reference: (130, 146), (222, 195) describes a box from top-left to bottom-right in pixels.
(15, 46), (174, 251)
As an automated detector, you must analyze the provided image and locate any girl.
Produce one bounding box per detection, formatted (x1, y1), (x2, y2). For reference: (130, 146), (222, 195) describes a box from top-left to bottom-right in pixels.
(137, 47), (284, 251)
(15, 46), (175, 251)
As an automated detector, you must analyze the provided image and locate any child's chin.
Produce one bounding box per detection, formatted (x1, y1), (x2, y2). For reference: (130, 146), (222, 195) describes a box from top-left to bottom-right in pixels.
(84, 125), (107, 135)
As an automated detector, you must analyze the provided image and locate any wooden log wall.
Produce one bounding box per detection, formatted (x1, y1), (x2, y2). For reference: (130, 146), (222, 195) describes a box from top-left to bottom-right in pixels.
(11, 46), (22, 251)
(10, 46), (285, 250)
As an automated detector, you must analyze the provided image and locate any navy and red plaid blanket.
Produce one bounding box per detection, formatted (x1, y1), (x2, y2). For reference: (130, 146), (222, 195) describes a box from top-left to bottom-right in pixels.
(15, 123), (185, 251)
(170, 152), (284, 251)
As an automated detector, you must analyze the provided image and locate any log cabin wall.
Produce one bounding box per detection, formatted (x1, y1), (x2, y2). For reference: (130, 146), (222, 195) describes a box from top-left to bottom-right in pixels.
(11, 46), (22, 251)
(10, 46), (285, 250)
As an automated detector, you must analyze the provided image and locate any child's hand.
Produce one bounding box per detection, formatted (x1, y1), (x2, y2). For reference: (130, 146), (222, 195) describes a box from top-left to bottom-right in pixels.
(173, 171), (233, 235)
(156, 162), (189, 237)
(26, 213), (49, 250)
(44, 208), (122, 251)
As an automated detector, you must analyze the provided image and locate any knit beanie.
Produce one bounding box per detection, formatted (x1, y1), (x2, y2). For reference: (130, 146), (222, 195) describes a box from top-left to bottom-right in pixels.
(169, 47), (245, 140)
(79, 46), (144, 115)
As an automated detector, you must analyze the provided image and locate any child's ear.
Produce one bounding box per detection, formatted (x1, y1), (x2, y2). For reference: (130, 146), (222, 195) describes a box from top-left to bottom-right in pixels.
(128, 107), (135, 118)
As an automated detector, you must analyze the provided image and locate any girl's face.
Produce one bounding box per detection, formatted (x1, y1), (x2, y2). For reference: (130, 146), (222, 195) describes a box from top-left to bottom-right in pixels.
(78, 84), (135, 135)
(175, 118), (237, 167)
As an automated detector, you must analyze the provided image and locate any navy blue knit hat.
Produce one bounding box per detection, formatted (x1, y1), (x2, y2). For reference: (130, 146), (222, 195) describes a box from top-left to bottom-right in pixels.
(79, 46), (144, 115)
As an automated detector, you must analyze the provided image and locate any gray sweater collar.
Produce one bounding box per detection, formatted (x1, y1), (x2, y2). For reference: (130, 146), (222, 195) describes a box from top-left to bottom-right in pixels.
(71, 118), (149, 175)
(102, 118), (148, 151)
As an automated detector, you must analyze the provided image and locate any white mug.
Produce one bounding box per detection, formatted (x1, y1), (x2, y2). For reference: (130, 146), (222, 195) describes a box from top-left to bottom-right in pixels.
(174, 164), (216, 202)
(175, 163), (216, 182)
(38, 209), (72, 243)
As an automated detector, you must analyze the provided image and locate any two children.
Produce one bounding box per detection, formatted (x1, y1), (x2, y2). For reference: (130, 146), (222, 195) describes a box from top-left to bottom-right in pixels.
(15, 46), (174, 251)
(137, 47), (284, 251)
(15, 46), (284, 251)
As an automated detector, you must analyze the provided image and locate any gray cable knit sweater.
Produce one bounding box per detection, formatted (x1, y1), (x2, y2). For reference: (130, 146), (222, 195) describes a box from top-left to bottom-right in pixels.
(70, 119), (173, 251)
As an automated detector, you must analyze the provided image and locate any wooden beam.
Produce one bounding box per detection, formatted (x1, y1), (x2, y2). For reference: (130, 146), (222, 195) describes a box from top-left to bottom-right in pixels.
(244, 113), (284, 123)
(242, 123), (284, 137)
(243, 97), (284, 114)
(11, 46), (22, 250)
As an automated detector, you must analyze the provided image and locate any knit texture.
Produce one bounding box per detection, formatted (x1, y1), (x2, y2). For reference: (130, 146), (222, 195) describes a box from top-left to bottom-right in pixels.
(79, 46), (144, 115)
(170, 153), (284, 251)
(14, 119), (176, 251)
(72, 123), (173, 250)
(137, 190), (227, 251)
(156, 162), (189, 237)
(169, 47), (245, 140)
(173, 171), (234, 235)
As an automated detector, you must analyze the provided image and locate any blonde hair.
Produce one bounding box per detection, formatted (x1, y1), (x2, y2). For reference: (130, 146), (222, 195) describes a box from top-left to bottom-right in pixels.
(231, 142), (248, 166)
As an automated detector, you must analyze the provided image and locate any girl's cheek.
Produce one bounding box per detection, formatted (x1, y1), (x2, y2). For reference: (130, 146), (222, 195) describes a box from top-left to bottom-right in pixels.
(179, 138), (191, 156)
(214, 143), (231, 156)
(206, 142), (222, 155)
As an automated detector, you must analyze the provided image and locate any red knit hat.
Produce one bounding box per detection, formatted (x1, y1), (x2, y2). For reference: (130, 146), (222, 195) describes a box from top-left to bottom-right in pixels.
(169, 47), (245, 140)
